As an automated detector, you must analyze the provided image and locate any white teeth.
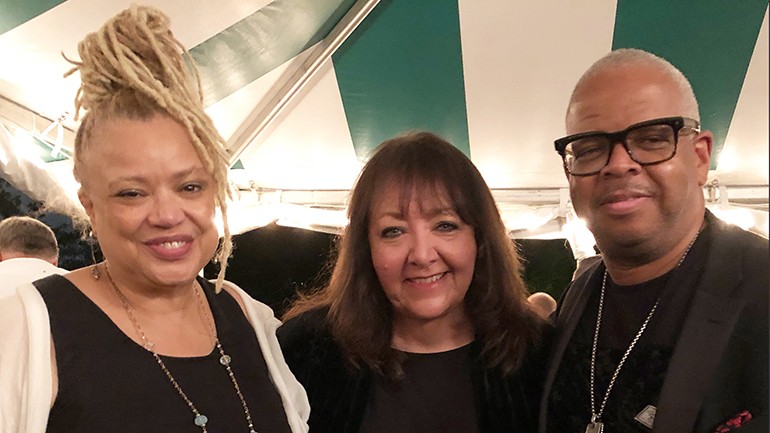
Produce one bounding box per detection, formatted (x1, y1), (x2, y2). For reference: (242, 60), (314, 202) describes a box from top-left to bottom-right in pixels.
(411, 273), (444, 284)
(159, 241), (185, 249)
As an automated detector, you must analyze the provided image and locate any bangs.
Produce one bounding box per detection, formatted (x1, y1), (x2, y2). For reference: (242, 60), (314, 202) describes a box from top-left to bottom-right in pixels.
(353, 131), (482, 229)
(373, 167), (470, 224)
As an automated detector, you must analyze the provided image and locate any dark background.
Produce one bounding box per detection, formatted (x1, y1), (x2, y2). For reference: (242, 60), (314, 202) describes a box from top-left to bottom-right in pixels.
(204, 224), (576, 317)
(1, 176), (576, 317)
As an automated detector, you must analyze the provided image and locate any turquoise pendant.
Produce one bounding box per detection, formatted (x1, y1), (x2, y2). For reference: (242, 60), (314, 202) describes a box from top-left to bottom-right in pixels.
(194, 414), (208, 426)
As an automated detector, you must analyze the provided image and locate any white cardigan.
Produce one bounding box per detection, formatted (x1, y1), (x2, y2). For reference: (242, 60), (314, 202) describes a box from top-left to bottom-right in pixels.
(0, 280), (310, 433)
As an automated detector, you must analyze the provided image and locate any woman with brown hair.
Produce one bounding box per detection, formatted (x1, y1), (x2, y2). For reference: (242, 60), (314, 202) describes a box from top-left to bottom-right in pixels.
(278, 131), (547, 433)
(0, 5), (308, 433)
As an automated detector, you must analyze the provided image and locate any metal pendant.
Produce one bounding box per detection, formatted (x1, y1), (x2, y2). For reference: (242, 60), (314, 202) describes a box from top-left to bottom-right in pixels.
(585, 421), (604, 433)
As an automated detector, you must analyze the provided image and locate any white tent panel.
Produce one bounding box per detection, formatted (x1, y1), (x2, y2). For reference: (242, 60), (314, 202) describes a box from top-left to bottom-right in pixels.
(714, 8), (769, 187)
(204, 39), (321, 143)
(460, 1), (617, 189)
(233, 59), (361, 191)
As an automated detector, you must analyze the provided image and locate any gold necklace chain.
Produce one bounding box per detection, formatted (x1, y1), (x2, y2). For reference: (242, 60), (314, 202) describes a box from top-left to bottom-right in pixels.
(103, 263), (258, 433)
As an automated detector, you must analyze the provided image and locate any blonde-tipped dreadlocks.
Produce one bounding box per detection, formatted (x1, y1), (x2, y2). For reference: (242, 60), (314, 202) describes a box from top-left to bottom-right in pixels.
(65, 4), (232, 292)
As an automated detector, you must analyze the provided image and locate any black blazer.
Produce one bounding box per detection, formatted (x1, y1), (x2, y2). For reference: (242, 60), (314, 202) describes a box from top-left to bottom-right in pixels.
(539, 211), (769, 433)
(278, 308), (545, 433)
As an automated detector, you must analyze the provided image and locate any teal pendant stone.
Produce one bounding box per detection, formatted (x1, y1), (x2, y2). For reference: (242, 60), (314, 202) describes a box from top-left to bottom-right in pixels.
(219, 354), (231, 366)
(194, 414), (208, 426)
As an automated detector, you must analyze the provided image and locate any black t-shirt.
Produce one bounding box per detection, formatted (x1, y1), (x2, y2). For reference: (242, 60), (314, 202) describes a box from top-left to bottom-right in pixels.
(359, 343), (479, 433)
(547, 228), (710, 432)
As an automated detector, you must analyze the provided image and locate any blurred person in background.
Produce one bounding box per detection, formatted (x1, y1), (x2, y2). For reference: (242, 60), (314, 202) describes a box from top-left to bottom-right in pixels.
(0, 216), (67, 297)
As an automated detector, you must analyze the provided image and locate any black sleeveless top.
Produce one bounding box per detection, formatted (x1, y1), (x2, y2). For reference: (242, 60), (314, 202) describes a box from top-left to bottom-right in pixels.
(36, 275), (292, 433)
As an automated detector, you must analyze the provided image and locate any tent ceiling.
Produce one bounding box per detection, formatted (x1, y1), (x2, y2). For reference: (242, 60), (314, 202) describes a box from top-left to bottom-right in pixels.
(0, 0), (767, 242)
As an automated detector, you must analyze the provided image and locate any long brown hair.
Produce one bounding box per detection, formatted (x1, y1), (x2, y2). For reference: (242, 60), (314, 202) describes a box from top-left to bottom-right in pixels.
(284, 131), (543, 378)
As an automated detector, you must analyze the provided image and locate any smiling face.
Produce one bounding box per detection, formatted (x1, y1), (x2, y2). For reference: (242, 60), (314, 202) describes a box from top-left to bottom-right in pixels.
(368, 182), (477, 329)
(565, 63), (712, 262)
(77, 115), (219, 290)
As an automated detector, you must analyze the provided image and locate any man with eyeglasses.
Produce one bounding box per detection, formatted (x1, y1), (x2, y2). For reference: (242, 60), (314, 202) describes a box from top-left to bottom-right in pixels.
(539, 49), (768, 433)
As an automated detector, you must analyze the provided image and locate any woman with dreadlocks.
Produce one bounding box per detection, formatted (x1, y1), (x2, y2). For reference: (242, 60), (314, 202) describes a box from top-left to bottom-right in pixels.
(0, 5), (308, 433)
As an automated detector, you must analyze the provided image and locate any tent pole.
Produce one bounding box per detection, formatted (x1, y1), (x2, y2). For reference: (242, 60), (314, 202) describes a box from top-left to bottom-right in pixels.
(226, 0), (381, 165)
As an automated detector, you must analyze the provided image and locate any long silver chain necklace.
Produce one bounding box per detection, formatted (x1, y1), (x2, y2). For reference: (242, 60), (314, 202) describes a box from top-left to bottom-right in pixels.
(586, 232), (699, 433)
(103, 263), (258, 433)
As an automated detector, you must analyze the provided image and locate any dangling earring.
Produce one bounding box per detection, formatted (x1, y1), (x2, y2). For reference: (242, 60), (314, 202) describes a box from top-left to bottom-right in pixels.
(88, 229), (101, 280)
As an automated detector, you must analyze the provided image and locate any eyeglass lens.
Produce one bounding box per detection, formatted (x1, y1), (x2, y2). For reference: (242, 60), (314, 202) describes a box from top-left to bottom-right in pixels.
(566, 123), (677, 175)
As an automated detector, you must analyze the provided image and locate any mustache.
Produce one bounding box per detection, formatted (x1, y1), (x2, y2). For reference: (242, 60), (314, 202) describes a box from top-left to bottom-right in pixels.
(596, 186), (656, 205)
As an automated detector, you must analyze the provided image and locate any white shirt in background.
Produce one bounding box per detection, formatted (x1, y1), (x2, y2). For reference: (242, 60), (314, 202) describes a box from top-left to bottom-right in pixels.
(0, 257), (68, 298)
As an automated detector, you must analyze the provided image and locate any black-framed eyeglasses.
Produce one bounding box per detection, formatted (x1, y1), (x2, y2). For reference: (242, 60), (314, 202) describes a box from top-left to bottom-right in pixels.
(554, 116), (700, 176)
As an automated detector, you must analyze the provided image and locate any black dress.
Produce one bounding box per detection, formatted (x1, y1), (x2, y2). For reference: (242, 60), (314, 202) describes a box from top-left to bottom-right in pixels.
(37, 275), (292, 433)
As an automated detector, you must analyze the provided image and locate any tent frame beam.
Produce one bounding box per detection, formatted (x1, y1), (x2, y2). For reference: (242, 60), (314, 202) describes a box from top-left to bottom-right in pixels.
(226, 0), (381, 165)
(235, 185), (769, 211)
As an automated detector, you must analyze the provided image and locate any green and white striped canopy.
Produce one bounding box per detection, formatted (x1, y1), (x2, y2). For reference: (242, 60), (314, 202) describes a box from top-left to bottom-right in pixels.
(0, 0), (767, 243)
